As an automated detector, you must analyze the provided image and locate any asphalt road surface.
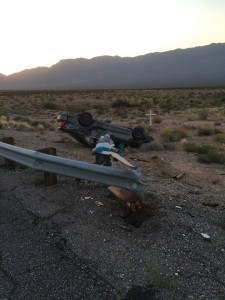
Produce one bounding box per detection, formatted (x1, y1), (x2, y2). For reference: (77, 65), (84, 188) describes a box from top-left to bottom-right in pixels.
(0, 170), (116, 300)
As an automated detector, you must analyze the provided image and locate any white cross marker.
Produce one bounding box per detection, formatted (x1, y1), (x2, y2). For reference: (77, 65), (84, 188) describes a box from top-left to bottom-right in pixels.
(145, 109), (156, 126)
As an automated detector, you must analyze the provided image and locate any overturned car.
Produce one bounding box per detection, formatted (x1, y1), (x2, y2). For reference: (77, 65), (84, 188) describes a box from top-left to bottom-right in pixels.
(57, 112), (153, 147)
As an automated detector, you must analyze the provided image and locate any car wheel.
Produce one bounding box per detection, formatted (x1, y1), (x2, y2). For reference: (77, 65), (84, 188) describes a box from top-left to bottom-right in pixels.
(83, 130), (96, 147)
(132, 126), (145, 140)
(78, 112), (94, 127)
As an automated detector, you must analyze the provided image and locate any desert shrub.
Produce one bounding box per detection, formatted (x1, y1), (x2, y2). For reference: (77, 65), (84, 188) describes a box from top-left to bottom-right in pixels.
(197, 126), (214, 136)
(198, 152), (225, 164)
(152, 97), (159, 105)
(159, 101), (173, 111)
(160, 127), (187, 142)
(184, 142), (225, 164)
(0, 108), (6, 116)
(198, 109), (209, 120)
(138, 123), (154, 132)
(183, 142), (198, 153)
(0, 115), (9, 123)
(111, 98), (138, 108)
(214, 121), (222, 126)
(13, 116), (30, 123)
(212, 133), (225, 143)
(13, 116), (54, 131)
(137, 106), (146, 112)
(42, 101), (58, 110)
(139, 99), (149, 107)
(197, 126), (223, 136)
(39, 121), (55, 131)
(213, 128), (223, 134)
(111, 98), (130, 108)
(183, 143), (214, 154)
(153, 116), (162, 124)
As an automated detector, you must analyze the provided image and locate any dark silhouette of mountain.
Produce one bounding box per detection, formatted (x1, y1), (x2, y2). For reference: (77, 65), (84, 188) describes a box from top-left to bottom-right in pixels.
(0, 43), (224, 90)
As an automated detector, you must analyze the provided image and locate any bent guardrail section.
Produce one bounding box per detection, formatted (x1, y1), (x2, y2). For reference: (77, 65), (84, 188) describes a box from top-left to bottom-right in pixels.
(0, 142), (144, 197)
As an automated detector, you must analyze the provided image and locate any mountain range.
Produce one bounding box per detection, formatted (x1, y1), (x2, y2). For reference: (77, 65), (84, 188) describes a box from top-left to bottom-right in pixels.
(0, 43), (224, 90)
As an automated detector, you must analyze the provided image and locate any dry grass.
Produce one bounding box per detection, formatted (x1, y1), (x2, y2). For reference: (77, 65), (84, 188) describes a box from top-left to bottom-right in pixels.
(1, 88), (225, 162)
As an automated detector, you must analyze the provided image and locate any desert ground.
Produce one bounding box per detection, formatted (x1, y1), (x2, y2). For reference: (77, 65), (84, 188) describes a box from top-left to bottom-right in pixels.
(0, 88), (225, 299)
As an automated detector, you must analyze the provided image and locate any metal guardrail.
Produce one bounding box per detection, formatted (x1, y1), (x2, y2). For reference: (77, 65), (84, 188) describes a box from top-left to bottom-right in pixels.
(0, 142), (144, 197)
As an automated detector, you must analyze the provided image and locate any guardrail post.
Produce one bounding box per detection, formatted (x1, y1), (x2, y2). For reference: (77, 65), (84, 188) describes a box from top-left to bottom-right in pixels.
(38, 147), (57, 186)
(2, 137), (16, 169)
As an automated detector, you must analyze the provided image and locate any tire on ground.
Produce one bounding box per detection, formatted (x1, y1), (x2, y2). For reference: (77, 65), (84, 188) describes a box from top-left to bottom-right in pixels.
(132, 126), (145, 140)
(78, 112), (94, 127)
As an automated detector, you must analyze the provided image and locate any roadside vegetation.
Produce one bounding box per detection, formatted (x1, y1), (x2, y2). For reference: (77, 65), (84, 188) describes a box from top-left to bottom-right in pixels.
(0, 115), (55, 131)
(0, 88), (225, 164)
(184, 142), (225, 164)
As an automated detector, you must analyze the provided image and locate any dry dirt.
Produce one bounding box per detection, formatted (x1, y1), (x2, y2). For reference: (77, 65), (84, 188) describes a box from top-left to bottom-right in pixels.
(1, 124), (225, 300)
(0, 89), (225, 299)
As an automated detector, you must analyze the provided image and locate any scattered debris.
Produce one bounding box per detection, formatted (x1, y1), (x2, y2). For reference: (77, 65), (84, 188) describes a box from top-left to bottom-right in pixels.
(108, 186), (143, 212)
(81, 196), (93, 201)
(173, 172), (185, 180)
(102, 151), (135, 168)
(95, 201), (104, 206)
(201, 233), (211, 240)
(175, 206), (182, 209)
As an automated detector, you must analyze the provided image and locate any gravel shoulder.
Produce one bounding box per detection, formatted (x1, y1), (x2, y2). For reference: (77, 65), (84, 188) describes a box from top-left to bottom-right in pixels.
(1, 127), (225, 300)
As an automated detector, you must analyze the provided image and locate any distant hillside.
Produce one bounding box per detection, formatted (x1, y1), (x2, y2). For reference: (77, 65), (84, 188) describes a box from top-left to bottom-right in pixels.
(0, 43), (225, 90)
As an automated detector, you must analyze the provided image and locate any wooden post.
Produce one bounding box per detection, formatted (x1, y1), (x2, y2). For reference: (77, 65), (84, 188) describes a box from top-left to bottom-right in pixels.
(2, 137), (16, 169)
(107, 186), (143, 212)
(38, 147), (57, 186)
(145, 109), (156, 126)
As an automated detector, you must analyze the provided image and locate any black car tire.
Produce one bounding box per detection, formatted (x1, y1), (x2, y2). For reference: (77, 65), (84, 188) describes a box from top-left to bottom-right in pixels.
(78, 112), (94, 127)
(132, 126), (145, 140)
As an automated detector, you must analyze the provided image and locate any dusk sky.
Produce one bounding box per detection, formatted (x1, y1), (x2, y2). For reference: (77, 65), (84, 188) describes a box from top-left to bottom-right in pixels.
(1, 0), (225, 75)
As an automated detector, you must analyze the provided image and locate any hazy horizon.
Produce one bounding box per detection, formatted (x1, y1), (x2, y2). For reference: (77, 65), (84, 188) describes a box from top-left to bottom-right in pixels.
(1, 42), (223, 77)
(1, 0), (225, 76)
